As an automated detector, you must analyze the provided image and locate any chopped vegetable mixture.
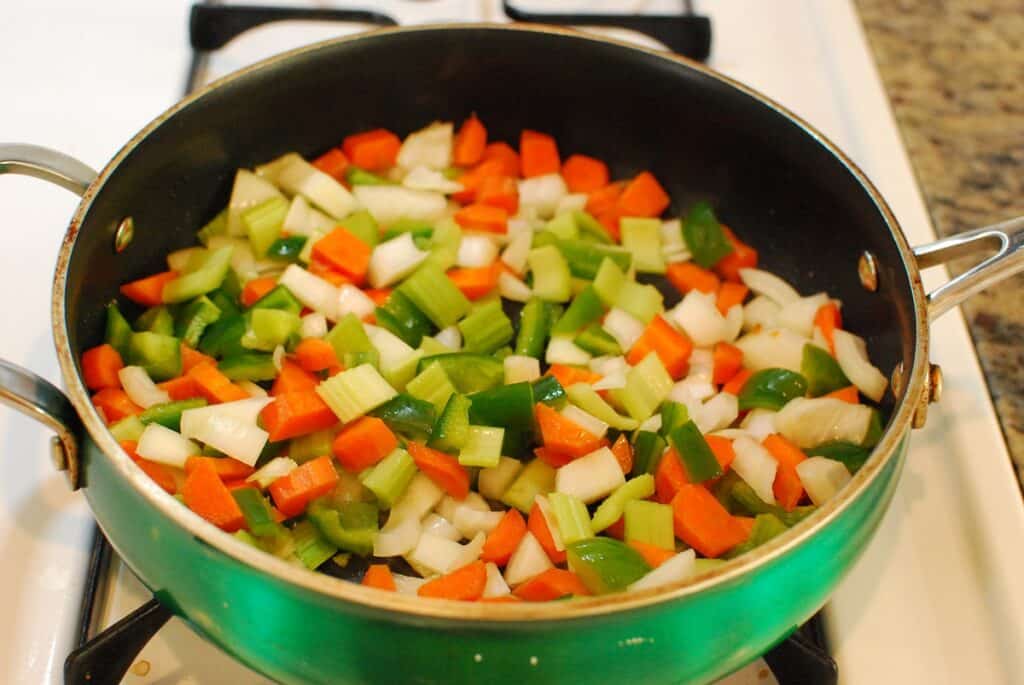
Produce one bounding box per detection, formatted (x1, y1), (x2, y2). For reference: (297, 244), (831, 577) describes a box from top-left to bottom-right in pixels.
(82, 115), (889, 602)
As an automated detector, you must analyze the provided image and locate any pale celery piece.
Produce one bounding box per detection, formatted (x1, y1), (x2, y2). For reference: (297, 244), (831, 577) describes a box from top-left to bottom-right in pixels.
(565, 383), (639, 431)
(458, 425), (505, 468)
(548, 492), (593, 545)
(360, 448), (417, 509)
(500, 458), (557, 513)
(421, 216), (462, 273)
(615, 281), (664, 323)
(620, 217), (666, 274)
(316, 364), (397, 423)
(197, 208), (228, 246)
(610, 352), (674, 421)
(243, 196), (289, 256)
(110, 415), (146, 442)
(593, 257), (627, 307)
(458, 300), (514, 354)
(624, 499), (675, 551)
(399, 264), (471, 329)
(528, 245), (572, 302)
(162, 246), (235, 303)
(544, 212), (580, 240)
(289, 428), (337, 464)
(591, 475), (657, 532)
(382, 348), (423, 392)
(406, 362), (456, 414)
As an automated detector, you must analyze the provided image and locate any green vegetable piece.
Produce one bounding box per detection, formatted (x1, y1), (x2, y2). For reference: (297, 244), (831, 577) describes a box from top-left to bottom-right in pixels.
(738, 368), (809, 411)
(729, 481), (815, 527)
(515, 297), (560, 358)
(243, 196), (289, 257)
(399, 264), (471, 329)
(308, 498), (379, 556)
(551, 285), (605, 335)
(325, 313), (379, 370)
(693, 558), (727, 575)
(566, 537), (651, 594)
(370, 394), (435, 440)
(291, 520), (337, 570)
(862, 409), (884, 448)
(614, 281), (664, 324)
(197, 208), (228, 246)
(430, 393), (472, 452)
(232, 487), (283, 538)
(573, 210), (612, 244)
(623, 499), (674, 551)
(241, 308), (301, 351)
(345, 165), (391, 186)
(250, 285), (302, 315)
(218, 352), (277, 381)
(105, 302), (133, 358)
(109, 415), (145, 442)
(163, 246), (235, 303)
(660, 401), (690, 437)
(135, 306), (175, 336)
(198, 315), (248, 359)
(801, 344), (851, 397)
(458, 300), (514, 354)
(382, 219), (434, 243)
(669, 421), (723, 483)
(266, 235), (308, 263)
(548, 492), (593, 545)
(375, 290), (433, 348)
(807, 441), (872, 473)
(555, 239), (632, 280)
(469, 382), (535, 457)
(458, 426), (505, 468)
(220, 269), (242, 299)
(417, 353), (504, 394)
(338, 210), (380, 247)
(528, 244), (572, 302)
(725, 513), (788, 559)
(500, 459), (556, 513)
(406, 362), (456, 414)
(573, 323), (622, 357)
(609, 352), (674, 421)
(127, 332), (181, 381)
(564, 384), (637, 431)
(175, 296), (222, 348)
(208, 289), (241, 318)
(620, 217), (666, 274)
(289, 429), (337, 464)
(138, 398), (207, 431)
(360, 448), (417, 509)
(682, 201), (733, 268)
(592, 257), (627, 308)
(381, 348), (423, 393)
(421, 216), (462, 273)
(591, 474), (656, 532)
(544, 212), (580, 240)
(631, 431), (667, 476)
(532, 375), (567, 409)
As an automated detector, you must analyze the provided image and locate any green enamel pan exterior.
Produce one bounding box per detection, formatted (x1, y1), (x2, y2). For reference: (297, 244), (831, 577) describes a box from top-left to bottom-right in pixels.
(6, 24), (934, 685)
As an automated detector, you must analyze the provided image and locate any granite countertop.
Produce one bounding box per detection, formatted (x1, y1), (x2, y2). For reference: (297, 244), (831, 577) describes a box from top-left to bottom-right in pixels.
(854, 0), (1024, 486)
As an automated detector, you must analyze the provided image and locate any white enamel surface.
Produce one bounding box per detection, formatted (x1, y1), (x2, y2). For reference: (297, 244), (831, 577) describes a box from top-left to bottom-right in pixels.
(4, 2), (1022, 684)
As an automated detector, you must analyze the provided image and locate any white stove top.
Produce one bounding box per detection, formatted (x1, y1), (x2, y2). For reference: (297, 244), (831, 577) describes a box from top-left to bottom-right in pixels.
(3, 1), (1023, 684)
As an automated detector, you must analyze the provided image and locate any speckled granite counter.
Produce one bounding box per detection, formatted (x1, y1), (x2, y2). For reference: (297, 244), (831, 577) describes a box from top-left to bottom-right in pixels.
(854, 0), (1024, 485)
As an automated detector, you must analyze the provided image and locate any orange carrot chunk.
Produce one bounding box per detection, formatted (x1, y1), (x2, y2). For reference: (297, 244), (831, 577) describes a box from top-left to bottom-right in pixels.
(586, 181), (625, 217)
(341, 129), (401, 171)
(704, 435), (737, 472)
(293, 338), (341, 373)
(184, 455), (256, 481)
(519, 130), (560, 178)
(714, 226), (759, 282)
(332, 416), (399, 472)
(119, 270), (178, 307)
(307, 258), (351, 287)
(617, 171), (670, 217)
(712, 342), (744, 386)
(814, 302), (843, 355)
(240, 276), (278, 308)
(268, 455), (339, 518)
(81, 344), (125, 391)
(362, 564), (397, 591)
(627, 315), (694, 380)
(561, 154), (610, 193)
(453, 113), (488, 167)
(476, 175), (519, 214)
(824, 385), (860, 404)
(533, 446), (575, 469)
(666, 261), (720, 295)
(671, 484), (749, 558)
(122, 440), (179, 495)
(312, 148), (350, 183)
(158, 375), (201, 401)
(311, 227), (372, 284)
(763, 434), (808, 511)
(418, 560), (488, 601)
(270, 360), (321, 396)
(534, 402), (604, 458)
(716, 281), (750, 315)
(513, 568), (591, 601)
(448, 263), (501, 300)
(187, 361), (250, 404)
(92, 388), (143, 423)
(628, 540), (677, 568)
(610, 433), (634, 474)
(182, 459), (246, 532)
(180, 344), (216, 374)
(528, 502), (567, 564)
(481, 142), (520, 177)
(546, 364), (602, 388)
(260, 390), (338, 442)
(407, 442), (471, 500)
(654, 447), (689, 504)
(481, 509), (528, 567)
(722, 368), (753, 396)
(454, 203), (508, 233)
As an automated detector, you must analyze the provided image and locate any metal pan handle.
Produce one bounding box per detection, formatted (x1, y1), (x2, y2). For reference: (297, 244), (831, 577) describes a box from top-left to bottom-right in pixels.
(913, 216), (1024, 321)
(0, 143), (98, 488)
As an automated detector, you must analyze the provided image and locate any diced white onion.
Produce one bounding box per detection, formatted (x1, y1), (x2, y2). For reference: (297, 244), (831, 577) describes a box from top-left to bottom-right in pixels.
(367, 233), (429, 288)
(478, 457), (524, 501)
(483, 562), (512, 597)
(453, 531), (487, 569)
(436, 492), (489, 523)
(178, 411), (269, 467)
(668, 290), (731, 347)
(669, 376), (716, 405)
(833, 330), (888, 402)
(724, 304), (744, 343)
(236, 380), (268, 398)
(117, 366), (170, 409)
(282, 195), (335, 237)
(246, 456), (298, 489)
(353, 185), (447, 226)
(402, 165), (463, 194)
(136, 423), (197, 469)
(453, 506), (504, 539)
(422, 513), (461, 541)
(776, 293), (829, 338)
(336, 284), (376, 321)
(456, 234), (499, 268)
(555, 447), (626, 504)
(388, 473), (445, 527)
(775, 397), (873, 448)
(740, 409), (778, 442)
(272, 345), (286, 372)
(796, 457), (853, 505)
(254, 152), (302, 183)
(392, 573), (428, 595)
(364, 324), (416, 374)
(546, 336), (592, 366)
(693, 393), (739, 434)
(498, 272), (532, 302)
(660, 219), (690, 262)
(276, 156), (355, 219)
(374, 518), (422, 557)
(434, 326), (462, 350)
(504, 532), (554, 586)
(734, 328), (809, 373)
(299, 312), (329, 340)
(628, 549), (696, 592)
(731, 437), (779, 505)
(279, 264), (340, 320)
(227, 169), (284, 237)
(397, 122), (453, 170)
(518, 173), (568, 219)
(555, 193), (589, 215)
(504, 355), (541, 384)
(592, 371), (627, 391)
(739, 268), (801, 306)
(687, 349), (714, 384)
(604, 308), (645, 352)
(743, 295), (781, 332)
(500, 230), (533, 274)
(181, 397), (273, 426)
(561, 405), (609, 439)
(407, 532), (465, 576)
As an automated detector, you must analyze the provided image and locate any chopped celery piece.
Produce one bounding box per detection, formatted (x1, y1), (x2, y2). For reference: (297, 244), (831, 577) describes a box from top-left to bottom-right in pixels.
(548, 492), (593, 545)
(406, 362), (456, 414)
(375, 290), (433, 348)
(267, 235), (307, 262)
(109, 415), (145, 441)
(127, 332), (181, 381)
(801, 344), (851, 397)
(325, 314), (379, 370)
(174, 296), (222, 348)
(468, 382), (535, 457)
(660, 401), (689, 437)
(105, 302), (133, 358)
(556, 239), (632, 280)
(738, 369), (808, 411)
(240, 308), (301, 351)
(590, 474), (656, 532)
(458, 425), (504, 468)
(609, 352), (673, 421)
(631, 431), (667, 476)
(669, 421), (722, 483)
(135, 306), (174, 336)
(308, 499), (379, 555)
(291, 520), (337, 570)
(564, 383), (638, 431)
(232, 487), (282, 538)
(317, 364), (397, 423)
(339, 210), (379, 247)
(532, 375), (567, 408)
(515, 297), (560, 358)
(614, 281), (664, 323)
(289, 429), (336, 464)
(458, 300), (514, 354)
(198, 315), (247, 359)
(551, 285), (605, 335)
(417, 353), (504, 394)
(729, 481), (815, 527)
(382, 219), (433, 243)
(623, 499), (674, 550)
(544, 212), (579, 240)
(197, 208), (228, 246)
(806, 441), (871, 473)
(726, 512), (789, 558)
(398, 264), (470, 329)
(218, 353), (277, 381)
(243, 196), (289, 257)
(573, 210), (612, 244)
(573, 323), (622, 357)
(220, 270), (242, 300)
(139, 398), (207, 432)
(430, 393), (472, 452)
(381, 348), (422, 392)
(592, 257), (627, 307)
(500, 458), (556, 513)
(250, 285), (302, 315)
(418, 336), (451, 357)
(620, 217), (666, 273)
(370, 394), (435, 440)
(163, 246), (235, 304)
(566, 538), (650, 594)
(421, 216), (462, 273)
(683, 201), (733, 268)
(298, 228), (327, 264)
(360, 448), (417, 508)
(527, 245), (572, 302)
(346, 165), (391, 186)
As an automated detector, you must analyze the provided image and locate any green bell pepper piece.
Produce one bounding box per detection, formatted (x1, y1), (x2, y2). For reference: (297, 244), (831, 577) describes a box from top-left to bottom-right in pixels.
(631, 430), (667, 477)
(469, 382), (535, 457)
(416, 353), (504, 394)
(174, 296), (222, 348)
(555, 239), (632, 280)
(139, 398), (207, 431)
(531, 375), (567, 409)
(801, 344), (851, 397)
(515, 297), (561, 358)
(728, 481), (815, 527)
(105, 302), (133, 358)
(218, 352), (277, 381)
(737, 368), (809, 411)
(208, 289), (241, 318)
(232, 487), (283, 538)
(551, 285), (605, 335)
(807, 441), (872, 473)
(250, 284), (302, 315)
(682, 201), (733, 268)
(863, 409), (884, 448)
(266, 235), (308, 263)
(573, 210), (613, 244)
(567, 538), (651, 594)
(573, 323), (621, 357)
(660, 401), (690, 437)
(725, 513), (788, 558)
(135, 305), (175, 336)
(668, 420), (722, 483)
(308, 498), (379, 556)
(127, 332), (181, 381)
(241, 308), (301, 351)
(375, 290), (433, 348)
(430, 393), (472, 452)
(370, 394), (436, 440)
(198, 315), (248, 359)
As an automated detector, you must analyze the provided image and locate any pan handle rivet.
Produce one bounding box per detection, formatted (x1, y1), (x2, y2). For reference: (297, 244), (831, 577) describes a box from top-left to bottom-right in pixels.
(928, 363), (943, 403)
(858, 251), (879, 292)
(114, 216), (134, 253)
